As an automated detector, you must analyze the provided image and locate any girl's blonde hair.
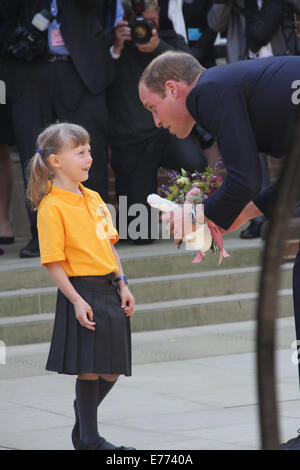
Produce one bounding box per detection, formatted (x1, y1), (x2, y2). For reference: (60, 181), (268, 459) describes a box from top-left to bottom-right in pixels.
(26, 122), (90, 209)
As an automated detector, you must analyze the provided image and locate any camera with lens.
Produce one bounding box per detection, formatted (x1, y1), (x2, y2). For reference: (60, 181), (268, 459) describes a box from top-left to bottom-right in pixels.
(3, 9), (54, 62)
(128, 0), (153, 45)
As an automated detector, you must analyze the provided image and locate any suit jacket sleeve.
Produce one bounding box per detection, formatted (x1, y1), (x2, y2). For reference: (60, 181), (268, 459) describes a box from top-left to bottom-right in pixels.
(187, 81), (263, 229)
(207, 4), (233, 33)
(252, 181), (279, 219)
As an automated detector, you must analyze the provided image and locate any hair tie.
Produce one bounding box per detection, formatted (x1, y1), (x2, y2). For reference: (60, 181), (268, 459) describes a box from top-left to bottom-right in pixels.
(36, 148), (43, 155)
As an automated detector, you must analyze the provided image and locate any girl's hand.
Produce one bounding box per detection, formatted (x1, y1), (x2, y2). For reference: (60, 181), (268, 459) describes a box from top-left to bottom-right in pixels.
(74, 297), (96, 331)
(119, 285), (135, 318)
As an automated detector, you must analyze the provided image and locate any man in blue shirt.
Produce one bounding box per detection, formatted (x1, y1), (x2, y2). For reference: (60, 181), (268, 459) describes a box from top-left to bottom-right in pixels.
(139, 50), (300, 449)
(139, 51), (299, 227)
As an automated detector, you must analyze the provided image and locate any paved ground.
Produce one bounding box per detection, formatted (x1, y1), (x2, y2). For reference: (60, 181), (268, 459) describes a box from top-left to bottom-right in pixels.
(1, 318), (300, 451)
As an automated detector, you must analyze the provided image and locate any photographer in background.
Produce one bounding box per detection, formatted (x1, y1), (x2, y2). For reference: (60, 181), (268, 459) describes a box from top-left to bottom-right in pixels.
(208, 0), (300, 62)
(108, 0), (208, 244)
(0, 0), (114, 257)
(207, 0), (300, 239)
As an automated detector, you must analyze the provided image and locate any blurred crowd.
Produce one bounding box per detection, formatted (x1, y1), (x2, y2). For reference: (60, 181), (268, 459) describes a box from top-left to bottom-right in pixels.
(0, 0), (299, 256)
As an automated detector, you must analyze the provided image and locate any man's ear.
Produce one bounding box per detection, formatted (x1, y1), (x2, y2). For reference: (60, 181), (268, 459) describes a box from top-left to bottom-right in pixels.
(165, 80), (179, 98)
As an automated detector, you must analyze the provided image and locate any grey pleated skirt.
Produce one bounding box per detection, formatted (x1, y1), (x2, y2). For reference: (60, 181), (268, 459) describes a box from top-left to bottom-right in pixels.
(45, 274), (132, 376)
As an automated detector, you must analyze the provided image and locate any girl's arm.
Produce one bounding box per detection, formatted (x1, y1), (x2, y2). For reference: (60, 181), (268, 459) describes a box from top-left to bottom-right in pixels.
(46, 261), (96, 331)
(111, 243), (135, 318)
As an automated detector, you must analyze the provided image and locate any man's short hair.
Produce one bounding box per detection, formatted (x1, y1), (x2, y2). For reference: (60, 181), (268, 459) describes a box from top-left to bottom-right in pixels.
(122, 0), (158, 17)
(139, 51), (206, 97)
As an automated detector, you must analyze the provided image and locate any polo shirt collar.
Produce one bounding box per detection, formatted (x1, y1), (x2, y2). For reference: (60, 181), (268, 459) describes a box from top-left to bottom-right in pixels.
(50, 182), (91, 206)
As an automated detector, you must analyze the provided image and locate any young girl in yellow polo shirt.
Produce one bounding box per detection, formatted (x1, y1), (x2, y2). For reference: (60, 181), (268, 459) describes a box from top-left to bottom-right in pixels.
(26, 122), (135, 451)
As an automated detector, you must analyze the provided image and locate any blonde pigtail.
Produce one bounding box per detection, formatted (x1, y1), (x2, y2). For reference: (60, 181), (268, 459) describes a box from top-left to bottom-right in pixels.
(26, 150), (53, 209)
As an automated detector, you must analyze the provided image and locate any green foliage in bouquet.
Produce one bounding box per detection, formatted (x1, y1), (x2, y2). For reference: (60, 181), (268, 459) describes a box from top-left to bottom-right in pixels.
(161, 166), (223, 206)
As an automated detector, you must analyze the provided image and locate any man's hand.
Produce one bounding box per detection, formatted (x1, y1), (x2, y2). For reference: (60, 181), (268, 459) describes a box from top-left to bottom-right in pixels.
(162, 205), (203, 247)
(113, 20), (131, 55)
(136, 28), (160, 53)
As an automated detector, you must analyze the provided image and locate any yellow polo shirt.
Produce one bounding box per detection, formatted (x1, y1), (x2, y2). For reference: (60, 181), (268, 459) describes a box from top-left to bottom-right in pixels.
(37, 183), (119, 277)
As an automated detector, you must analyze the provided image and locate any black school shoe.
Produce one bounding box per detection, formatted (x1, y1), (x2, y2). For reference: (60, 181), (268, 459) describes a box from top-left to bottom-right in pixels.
(19, 237), (40, 258)
(72, 400), (135, 451)
(0, 236), (14, 244)
(77, 438), (136, 451)
(281, 430), (300, 450)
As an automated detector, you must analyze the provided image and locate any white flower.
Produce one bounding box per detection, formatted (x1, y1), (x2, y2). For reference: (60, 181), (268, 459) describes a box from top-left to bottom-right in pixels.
(177, 177), (189, 186)
(183, 223), (212, 252)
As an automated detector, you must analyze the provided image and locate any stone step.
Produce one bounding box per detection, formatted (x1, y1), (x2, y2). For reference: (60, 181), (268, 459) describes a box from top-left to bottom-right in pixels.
(0, 264), (293, 318)
(131, 288), (294, 332)
(3, 317), (296, 378)
(0, 288), (293, 346)
(0, 313), (53, 347)
(129, 263), (293, 304)
(0, 241), (264, 292)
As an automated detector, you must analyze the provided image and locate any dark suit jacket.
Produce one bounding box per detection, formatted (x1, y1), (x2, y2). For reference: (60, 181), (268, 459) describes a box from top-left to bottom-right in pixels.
(0, 0), (114, 100)
(186, 56), (300, 229)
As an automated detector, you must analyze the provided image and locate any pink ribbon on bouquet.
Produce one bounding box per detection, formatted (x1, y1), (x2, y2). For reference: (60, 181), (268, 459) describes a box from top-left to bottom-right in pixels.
(192, 220), (230, 264)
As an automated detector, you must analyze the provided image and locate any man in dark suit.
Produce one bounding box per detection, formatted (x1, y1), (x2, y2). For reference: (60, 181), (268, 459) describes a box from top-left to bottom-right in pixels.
(0, 0), (114, 257)
(139, 51), (300, 448)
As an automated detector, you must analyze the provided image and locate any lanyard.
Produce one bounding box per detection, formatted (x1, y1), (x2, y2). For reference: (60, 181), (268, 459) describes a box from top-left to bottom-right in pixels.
(50, 0), (58, 17)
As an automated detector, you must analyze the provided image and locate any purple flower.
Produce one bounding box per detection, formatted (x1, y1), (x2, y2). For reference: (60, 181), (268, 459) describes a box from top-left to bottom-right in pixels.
(162, 184), (172, 194)
(168, 170), (179, 182)
(215, 160), (223, 169)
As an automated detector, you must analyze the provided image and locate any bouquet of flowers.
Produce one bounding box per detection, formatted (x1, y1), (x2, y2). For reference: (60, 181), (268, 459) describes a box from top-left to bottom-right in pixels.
(156, 164), (229, 264)
(161, 166), (223, 205)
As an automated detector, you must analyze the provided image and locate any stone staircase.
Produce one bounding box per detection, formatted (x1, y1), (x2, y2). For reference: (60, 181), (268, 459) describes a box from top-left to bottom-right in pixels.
(0, 237), (294, 347)
(0, 154), (296, 347)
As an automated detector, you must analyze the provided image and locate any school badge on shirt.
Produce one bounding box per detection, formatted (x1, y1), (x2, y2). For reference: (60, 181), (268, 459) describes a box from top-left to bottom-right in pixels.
(95, 204), (109, 237)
